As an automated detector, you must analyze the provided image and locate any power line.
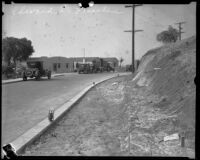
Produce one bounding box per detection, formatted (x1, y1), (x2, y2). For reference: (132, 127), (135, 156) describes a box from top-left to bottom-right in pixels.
(175, 21), (186, 40)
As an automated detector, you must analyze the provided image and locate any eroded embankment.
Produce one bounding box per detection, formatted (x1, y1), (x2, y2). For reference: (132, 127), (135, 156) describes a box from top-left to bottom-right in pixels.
(23, 36), (195, 157)
(128, 36), (196, 157)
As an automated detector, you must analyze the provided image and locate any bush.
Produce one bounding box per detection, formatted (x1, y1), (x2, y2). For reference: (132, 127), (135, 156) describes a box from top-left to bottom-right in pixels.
(156, 26), (179, 44)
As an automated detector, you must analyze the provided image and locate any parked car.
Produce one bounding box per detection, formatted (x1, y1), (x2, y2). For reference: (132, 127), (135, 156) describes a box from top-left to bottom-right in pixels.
(22, 61), (51, 81)
(78, 63), (92, 74)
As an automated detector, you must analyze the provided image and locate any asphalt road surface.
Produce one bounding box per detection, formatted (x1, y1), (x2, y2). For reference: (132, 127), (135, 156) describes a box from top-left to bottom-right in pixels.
(2, 72), (117, 145)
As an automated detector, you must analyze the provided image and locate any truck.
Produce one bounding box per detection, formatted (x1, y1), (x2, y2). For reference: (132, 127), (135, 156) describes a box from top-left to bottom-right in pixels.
(78, 58), (115, 74)
(22, 60), (51, 81)
(78, 63), (93, 74)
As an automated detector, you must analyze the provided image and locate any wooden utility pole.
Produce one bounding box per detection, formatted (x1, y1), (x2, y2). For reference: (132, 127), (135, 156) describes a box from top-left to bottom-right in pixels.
(125, 4), (143, 73)
(83, 48), (85, 63)
(124, 29), (143, 72)
(175, 22), (186, 40)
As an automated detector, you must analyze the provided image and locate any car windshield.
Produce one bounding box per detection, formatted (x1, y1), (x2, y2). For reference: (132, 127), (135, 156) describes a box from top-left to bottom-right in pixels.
(27, 61), (42, 69)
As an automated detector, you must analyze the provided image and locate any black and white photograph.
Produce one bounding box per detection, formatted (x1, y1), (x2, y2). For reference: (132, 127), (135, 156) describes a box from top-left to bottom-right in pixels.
(2, 2), (196, 158)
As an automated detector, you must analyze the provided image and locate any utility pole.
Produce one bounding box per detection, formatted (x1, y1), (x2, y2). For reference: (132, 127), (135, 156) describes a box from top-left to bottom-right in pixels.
(175, 21), (186, 41)
(125, 4), (143, 73)
(124, 30), (143, 72)
(83, 48), (86, 63)
(84, 48), (85, 58)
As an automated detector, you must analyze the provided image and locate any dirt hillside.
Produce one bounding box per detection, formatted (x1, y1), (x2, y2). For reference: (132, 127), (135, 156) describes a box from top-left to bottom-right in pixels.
(129, 36), (196, 156)
(134, 36), (196, 130)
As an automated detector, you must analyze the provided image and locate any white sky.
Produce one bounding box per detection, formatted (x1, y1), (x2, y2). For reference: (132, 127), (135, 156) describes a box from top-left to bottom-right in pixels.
(2, 3), (196, 65)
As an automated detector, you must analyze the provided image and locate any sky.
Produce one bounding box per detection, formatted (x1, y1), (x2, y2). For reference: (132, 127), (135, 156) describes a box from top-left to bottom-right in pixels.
(2, 2), (196, 65)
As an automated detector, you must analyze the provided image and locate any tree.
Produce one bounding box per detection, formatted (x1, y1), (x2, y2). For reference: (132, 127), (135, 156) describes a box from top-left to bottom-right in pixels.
(156, 26), (179, 44)
(119, 57), (124, 68)
(2, 37), (34, 67)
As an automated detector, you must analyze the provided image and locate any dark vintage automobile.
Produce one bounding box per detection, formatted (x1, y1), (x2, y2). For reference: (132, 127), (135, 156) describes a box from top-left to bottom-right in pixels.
(22, 61), (51, 81)
(78, 63), (92, 74)
(77, 59), (115, 74)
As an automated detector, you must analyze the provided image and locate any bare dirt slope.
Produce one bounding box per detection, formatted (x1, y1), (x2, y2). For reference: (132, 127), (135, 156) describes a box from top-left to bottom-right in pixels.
(134, 36), (196, 133)
(130, 36), (196, 156)
(23, 36), (195, 157)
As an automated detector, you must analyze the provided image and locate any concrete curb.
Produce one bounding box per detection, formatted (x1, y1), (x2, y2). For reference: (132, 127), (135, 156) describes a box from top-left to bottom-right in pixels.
(10, 73), (131, 155)
(1, 74), (65, 84)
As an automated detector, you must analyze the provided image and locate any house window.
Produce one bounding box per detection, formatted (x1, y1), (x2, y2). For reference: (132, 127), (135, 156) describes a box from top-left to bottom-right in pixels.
(58, 63), (60, 68)
(66, 63), (69, 68)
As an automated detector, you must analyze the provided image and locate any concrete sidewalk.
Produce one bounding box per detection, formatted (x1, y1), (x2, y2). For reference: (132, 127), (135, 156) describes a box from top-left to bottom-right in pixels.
(1, 73), (68, 84)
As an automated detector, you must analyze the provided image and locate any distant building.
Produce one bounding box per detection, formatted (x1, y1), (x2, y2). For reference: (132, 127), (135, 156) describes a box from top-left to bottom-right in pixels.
(27, 56), (73, 73)
(49, 57), (73, 73)
(27, 56), (119, 73)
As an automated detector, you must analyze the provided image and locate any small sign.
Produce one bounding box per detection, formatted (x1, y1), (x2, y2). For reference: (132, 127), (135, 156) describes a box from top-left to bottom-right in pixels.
(164, 133), (179, 142)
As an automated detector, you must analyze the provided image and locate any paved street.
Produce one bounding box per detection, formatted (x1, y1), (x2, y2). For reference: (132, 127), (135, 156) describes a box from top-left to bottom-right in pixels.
(2, 72), (118, 145)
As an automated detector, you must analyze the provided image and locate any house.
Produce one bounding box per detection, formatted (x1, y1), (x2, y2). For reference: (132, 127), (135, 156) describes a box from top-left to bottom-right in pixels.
(49, 57), (73, 73)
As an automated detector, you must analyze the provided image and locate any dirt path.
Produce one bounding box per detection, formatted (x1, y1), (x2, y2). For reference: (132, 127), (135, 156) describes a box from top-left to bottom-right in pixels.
(23, 75), (195, 157)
